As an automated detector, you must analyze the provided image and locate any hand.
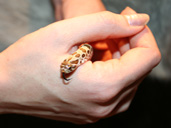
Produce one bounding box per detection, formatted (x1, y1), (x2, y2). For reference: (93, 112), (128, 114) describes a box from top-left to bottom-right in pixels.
(0, 10), (160, 124)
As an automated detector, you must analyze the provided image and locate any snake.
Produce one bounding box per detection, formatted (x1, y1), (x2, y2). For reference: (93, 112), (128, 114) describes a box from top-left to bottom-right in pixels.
(60, 43), (93, 81)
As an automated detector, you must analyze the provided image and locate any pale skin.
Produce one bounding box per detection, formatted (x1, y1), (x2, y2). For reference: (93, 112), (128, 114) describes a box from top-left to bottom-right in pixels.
(0, 0), (161, 124)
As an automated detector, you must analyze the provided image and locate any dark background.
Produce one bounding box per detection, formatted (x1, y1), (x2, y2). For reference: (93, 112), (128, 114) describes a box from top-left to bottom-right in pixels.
(0, 0), (171, 127)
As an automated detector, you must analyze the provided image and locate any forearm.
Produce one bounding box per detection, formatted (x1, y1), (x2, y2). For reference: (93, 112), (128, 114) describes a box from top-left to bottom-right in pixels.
(52, 0), (106, 19)
(62, 0), (106, 18)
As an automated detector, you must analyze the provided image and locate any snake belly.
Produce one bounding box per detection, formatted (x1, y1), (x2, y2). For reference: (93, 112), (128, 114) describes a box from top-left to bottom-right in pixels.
(60, 43), (93, 81)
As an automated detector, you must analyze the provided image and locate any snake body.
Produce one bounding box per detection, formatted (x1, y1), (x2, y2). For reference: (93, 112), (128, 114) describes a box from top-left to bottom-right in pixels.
(60, 44), (93, 81)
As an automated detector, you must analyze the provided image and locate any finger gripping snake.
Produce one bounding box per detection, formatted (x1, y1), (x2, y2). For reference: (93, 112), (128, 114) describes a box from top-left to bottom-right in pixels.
(60, 44), (93, 81)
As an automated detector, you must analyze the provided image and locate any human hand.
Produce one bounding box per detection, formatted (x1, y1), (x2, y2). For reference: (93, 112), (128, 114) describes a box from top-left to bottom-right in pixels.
(0, 10), (160, 124)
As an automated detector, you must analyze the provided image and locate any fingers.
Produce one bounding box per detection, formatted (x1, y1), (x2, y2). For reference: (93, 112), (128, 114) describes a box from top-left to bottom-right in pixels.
(107, 39), (121, 58)
(115, 8), (160, 84)
(117, 7), (136, 55)
(80, 10), (160, 91)
(130, 25), (159, 50)
(115, 21), (160, 87)
(115, 30), (160, 86)
(117, 38), (130, 55)
(50, 11), (149, 50)
(110, 7), (136, 57)
(123, 7), (158, 50)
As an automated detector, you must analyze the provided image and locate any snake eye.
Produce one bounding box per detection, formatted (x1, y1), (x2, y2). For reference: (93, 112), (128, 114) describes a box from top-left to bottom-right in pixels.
(68, 67), (72, 70)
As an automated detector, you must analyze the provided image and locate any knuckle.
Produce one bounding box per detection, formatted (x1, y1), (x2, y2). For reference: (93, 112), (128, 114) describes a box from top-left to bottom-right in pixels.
(115, 101), (131, 114)
(90, 106), (112, 119)
(153, 49), (161, 64)
(97, 11), (116, 26)
(96, 90), (113, 103)
(84, 118), (100, 124)
(146, 48), (161, 67)
(92, 84), (116, 103)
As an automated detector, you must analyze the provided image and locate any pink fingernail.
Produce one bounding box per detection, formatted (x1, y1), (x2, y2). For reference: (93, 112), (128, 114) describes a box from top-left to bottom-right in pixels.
(125, 14), (150, 26)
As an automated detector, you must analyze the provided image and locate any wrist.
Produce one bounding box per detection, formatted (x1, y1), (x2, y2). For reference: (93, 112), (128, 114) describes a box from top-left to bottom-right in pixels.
(62, 0), (106, 19)
(0, 53), (12, 114)
(0, 51), (28, 115)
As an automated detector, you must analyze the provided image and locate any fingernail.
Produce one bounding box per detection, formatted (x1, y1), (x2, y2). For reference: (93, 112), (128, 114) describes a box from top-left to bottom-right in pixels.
(124, 6), (137, 13)
(124, 13), (150, 26)
(124, 6), (132, 10)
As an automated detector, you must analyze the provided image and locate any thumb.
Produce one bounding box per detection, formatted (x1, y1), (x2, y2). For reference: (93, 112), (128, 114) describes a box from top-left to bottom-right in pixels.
(51, 11), (149, 48)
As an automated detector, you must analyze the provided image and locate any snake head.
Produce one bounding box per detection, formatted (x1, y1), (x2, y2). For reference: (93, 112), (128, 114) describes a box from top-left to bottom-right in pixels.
(61, 64), (76, 74)
(61, 63), (76, 81)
